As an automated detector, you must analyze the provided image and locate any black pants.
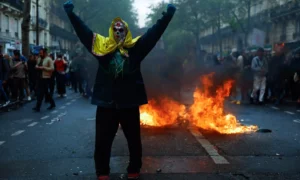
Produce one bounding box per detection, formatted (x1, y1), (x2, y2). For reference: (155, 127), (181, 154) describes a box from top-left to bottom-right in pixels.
(95, 106), (142, 176)
(71, 72), (83, 93)
(12, 78), (25, 101)
(56, 73), (66, 95)
(28, 76), (37, 94)
(49, 75), (55, 96)
(35, 78), (55, 109)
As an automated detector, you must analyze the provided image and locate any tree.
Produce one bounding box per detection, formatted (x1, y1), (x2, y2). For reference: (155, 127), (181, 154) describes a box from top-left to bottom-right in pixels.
(21, 0), (31, 58)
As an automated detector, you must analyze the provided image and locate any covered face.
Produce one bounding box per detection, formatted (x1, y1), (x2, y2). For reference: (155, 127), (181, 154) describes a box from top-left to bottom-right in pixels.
(113, 21), (127, 43)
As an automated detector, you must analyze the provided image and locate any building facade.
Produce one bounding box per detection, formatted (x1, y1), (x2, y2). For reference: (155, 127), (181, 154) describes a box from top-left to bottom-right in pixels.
(200, 0), (300, 55)
(0, 0), (77, 57)
(0, 0), (23, 56)
(49, 2), (77, 57)
(29, 0), (50, 49)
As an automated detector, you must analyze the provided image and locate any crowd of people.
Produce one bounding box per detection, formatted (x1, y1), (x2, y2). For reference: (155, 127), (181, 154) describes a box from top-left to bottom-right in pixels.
(213, 47), (300, 107)
(0, 45), (96, 111)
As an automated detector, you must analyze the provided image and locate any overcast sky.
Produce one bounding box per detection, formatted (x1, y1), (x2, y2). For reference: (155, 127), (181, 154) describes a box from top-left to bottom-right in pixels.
(133, 0), (169, 28)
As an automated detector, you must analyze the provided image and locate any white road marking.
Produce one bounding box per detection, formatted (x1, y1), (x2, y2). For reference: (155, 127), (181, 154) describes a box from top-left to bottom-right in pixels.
(59, 106), (66, 109)
(285, 111), (295, 115)
(28, 122), (38, 127)
(271, 106), (279, 110)
(58, 112), (67, 117)
(188, 127), (229, 164)
(41, 116), (50, 120)
(11, 130), (25, 136)
(87, 117), (96, 121)
(293, 119), (300, 123)
(66, 102), (71, 105)
(51, 110), (58, 114)
(71, 99), (76, 102)
(297, 110), (300, 113)
(0, 141), (5, 146)
(46, 118), (59, 125)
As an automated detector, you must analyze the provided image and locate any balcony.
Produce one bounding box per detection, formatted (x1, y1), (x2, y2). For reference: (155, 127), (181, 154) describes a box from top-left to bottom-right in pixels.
(31, 17), (48, 30)
(270, 1), (300, 20)
(0, 31), (19, 43)
(50, 24), (78, 42)
(0, 0), (23, 12)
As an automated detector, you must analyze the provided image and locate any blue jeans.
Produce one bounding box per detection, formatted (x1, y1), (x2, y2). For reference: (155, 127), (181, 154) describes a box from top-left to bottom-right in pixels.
(0, 80), (9, 101)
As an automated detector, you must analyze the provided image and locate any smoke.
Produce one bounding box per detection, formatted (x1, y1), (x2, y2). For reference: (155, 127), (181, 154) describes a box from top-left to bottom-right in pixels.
(141, 50), (239, 103)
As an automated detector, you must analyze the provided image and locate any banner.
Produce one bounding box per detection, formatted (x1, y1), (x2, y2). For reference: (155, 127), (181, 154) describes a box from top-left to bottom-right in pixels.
(248, 28), (266, 47)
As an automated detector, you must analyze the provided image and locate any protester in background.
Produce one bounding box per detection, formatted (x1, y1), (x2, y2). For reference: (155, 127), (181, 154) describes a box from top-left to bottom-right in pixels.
(241, 51), (252, 103)
(48, 54), (56, 97)
(70, 52), (84, 94)
(250, 48), (268, 105)
(268, 50), (287, 105)
(0, 45), (10, 106)
(33, 48), (56, 112)
(54, 54), (67, 97)
(3, 54), (14, 99)
(11, 50), (27, 102)
(22, 55), (32, 101)
(63, 56), (71, 87)
(27, 55), (37, 98)
(233, 51), (244, 105)
(290, 52), (300, 106)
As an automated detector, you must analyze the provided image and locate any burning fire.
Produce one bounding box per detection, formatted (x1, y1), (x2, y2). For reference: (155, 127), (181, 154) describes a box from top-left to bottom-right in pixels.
(140, 97), (186, 127)
(140, 74), (258, 134)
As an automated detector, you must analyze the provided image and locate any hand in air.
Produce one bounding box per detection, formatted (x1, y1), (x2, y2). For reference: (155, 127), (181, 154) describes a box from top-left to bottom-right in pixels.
(63, 0), (74, 14)
(167, 4), (176, 15)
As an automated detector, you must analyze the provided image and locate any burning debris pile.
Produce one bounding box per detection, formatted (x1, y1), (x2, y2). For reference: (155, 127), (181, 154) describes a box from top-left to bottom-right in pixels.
(140, 74), (258, 134)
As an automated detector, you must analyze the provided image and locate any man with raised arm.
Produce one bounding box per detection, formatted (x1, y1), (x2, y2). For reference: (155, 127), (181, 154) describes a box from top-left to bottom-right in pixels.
(63, 1), (176, 180)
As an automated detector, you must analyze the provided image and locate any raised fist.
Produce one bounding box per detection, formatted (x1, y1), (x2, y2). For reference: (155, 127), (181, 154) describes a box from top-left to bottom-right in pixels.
(167, 4), (176, 15)
(63, 0), (74, 14)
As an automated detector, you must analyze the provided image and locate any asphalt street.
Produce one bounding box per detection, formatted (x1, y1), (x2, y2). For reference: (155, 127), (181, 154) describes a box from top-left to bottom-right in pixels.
(0, 91), (300, 180)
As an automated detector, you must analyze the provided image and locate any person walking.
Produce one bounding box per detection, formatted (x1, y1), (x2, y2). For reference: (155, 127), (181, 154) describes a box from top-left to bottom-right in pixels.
(33, 48), (56, 112)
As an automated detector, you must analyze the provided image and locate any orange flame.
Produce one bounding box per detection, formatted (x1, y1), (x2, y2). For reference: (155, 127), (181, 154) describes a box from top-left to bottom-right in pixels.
(140, 97), (186, 127)
(140, 74), (258, 134)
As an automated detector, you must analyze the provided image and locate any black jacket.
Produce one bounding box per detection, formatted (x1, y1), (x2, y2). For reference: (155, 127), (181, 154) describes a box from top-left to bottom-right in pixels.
(67, 10), (175, 108)
(0, 54), (9, 81)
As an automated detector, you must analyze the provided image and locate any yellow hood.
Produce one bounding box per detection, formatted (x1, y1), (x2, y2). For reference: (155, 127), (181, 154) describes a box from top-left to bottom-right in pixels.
(92, 17), (141, 57)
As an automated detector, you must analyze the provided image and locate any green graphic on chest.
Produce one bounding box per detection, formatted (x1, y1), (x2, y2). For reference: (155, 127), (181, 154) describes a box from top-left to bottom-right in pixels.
(108, 51), (129, 78)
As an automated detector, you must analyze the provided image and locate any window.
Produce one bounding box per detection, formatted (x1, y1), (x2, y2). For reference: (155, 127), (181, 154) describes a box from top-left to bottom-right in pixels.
(0, 13), (2, 32)
(33, 31), (36, 43)
(15, 19), (19, 34)
(32, 5), (36, 17)
(297, 20), (300, 33)
(5, 15), (9, 31)
(44, 32), (47, 42)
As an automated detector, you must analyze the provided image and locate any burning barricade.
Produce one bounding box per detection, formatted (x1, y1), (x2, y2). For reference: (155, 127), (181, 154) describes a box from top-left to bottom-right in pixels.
(140, 74), (258, 134)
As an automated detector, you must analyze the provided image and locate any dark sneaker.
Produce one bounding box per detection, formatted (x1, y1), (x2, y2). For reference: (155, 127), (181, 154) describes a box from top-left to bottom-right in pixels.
(47, 105), (56, 110)
(128, 173), (140, 179)
(32, 107), (40, 112)
(98, 175), (110, 180)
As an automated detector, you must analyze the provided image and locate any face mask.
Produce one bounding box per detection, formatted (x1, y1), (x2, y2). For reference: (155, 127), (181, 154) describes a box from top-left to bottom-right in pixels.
(113, 21), (127, 43)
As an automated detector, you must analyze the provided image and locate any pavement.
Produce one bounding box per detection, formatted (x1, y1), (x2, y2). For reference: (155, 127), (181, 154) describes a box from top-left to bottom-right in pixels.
(0, 91), (300, 180)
